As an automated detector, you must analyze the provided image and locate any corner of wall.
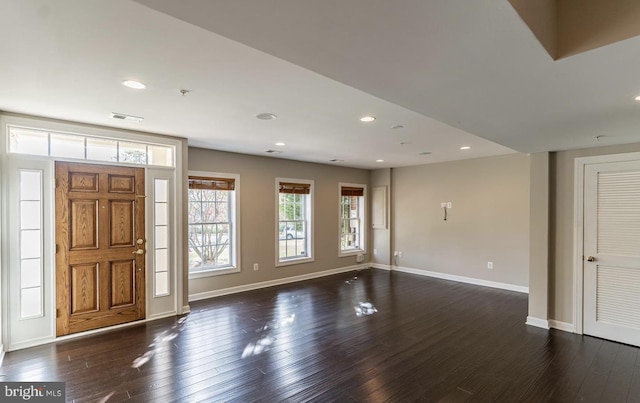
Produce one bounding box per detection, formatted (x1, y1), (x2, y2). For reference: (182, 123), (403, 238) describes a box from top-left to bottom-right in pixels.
(526, 316), (550, 330)
(528, 152), (550, 322)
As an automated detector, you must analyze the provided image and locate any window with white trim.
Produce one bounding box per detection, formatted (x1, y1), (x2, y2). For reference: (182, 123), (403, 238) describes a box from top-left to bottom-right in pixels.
(19, 169), (44, 318)
(188, 173), (238, 275)
(8, 125), (174, 167)
(339, 184), (366, 255)
(154, 178), (170, 296)
(277, 179), (313, 264)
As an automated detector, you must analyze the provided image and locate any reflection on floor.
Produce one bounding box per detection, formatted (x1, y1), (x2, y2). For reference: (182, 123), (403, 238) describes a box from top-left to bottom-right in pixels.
(2, 268), (639, 402)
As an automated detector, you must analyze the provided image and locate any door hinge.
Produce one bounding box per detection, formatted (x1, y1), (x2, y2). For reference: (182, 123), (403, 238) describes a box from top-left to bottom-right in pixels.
(56, 309), (60, 318)
(56, 244), (59, 253)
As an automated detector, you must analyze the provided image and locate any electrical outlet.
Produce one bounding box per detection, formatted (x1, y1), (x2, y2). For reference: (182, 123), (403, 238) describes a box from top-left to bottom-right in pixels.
(253, 263), (259, 271)
(373, 248), (377, 255)
(487, 261), (493, 269)
(398, 251), (403, 257)
(393, 251), (399, 256)
(446, 202), (452, 209)
(441, 202), (447, 208)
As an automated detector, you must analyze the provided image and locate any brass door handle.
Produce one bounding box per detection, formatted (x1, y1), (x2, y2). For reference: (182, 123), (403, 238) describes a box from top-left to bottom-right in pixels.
(586, 256), (596, 262)
(132, 249), (145, 255)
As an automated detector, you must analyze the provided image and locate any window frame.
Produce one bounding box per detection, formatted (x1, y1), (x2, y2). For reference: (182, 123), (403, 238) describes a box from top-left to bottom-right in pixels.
(275, 177), (314, 267)
(187, 170), (241, 278)
(7, 124), (175, 167)
(338, 182), (367, 257)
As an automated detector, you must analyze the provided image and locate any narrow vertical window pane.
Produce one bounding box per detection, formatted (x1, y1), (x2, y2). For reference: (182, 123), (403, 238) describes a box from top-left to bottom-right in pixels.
(20, 201), (41, 230)
(155, 249), (168, 272)
(9, 128), (49, 156)
(155, 225), (168, 249)
(155, 179), (168, 202)
(86, 138), (118, 162)
(155, 203), (168, 226)
(21, 259), (41, 289)
(339, 187), (365, 253)
(21, 287), (42, 318)
(154, 178), (171, 297)
(20, 171), (42, 201)
(21, 230), (41, 259)
(155, 273), (169, 296)
(50, 133), (85, 159)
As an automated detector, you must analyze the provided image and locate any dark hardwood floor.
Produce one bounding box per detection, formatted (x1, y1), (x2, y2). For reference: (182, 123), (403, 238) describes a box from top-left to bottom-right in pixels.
(2, 268), (640, 402)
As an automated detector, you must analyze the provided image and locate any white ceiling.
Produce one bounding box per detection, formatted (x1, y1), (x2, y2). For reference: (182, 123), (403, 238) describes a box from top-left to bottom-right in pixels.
(2, 1), (640, 169)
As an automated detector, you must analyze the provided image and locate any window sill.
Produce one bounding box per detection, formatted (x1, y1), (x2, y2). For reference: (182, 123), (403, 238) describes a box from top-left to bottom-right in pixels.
(189, 266), (240, 279)
(339, 249), (365, 258)
(276, 256), (314, 267)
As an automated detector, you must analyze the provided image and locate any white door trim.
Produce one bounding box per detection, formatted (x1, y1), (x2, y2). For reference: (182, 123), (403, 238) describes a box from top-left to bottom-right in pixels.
(0, 113), (186, 351)
(573, 151), (640, 335)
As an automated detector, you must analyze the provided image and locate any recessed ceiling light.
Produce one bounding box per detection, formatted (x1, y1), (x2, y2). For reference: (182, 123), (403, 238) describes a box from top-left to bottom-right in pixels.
(376, 159), (384, 162)
(392, 125), (404, 129)
(122, 80), (146, 90)
(460, 146), (471, 150)
(257, 113), (277, 120)
(275, 142), (286, 146)
(635, 95), (640, 101)
(360, 116), (376, 122)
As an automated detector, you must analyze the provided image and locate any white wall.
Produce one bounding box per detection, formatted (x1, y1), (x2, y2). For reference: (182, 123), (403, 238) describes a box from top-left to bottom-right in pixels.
(391, 154), (530, 288)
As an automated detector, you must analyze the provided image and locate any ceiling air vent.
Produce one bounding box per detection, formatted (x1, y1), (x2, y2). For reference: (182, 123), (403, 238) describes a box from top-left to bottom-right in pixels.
(265, 149), (283, 154)
(110, 112), (144, 123)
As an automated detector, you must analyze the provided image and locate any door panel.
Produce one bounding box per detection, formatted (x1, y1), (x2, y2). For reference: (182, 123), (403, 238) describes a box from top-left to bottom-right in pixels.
(110, 260), (136, 308)
(584, 160), (640, 346)
(56, 162), (145, 336)
(69, 172), (99, 192)
(70, 263), (99, 314)
(70, 200), (98, 249)
(108, 174), (136, 193)
(109, 200), (135, 247)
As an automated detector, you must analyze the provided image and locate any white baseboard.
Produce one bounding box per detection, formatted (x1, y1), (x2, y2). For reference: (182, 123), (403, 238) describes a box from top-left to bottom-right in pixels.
(0, 344), (4, 367)
(526, 316), (550, 329)
(147, 311), (178, 321)
(8, 335), (58, 352)
(181, 305), (191, 314)
(189, 263), (370, 302)
(371, 263), (391, 271)
(549, 320), (575, 333)
(390, 265), (529, 294)
(8, 312), (182, 352)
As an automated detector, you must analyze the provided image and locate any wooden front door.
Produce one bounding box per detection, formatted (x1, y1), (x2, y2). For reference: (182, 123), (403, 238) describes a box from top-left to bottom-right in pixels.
(55, 162), (146, 336)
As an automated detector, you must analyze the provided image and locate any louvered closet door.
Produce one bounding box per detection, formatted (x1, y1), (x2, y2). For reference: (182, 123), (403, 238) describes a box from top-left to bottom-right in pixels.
(584, 160), (640, 346)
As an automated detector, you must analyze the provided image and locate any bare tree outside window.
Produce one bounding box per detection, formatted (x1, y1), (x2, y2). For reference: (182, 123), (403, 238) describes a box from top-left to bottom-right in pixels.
(188, 187), (231, 270)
